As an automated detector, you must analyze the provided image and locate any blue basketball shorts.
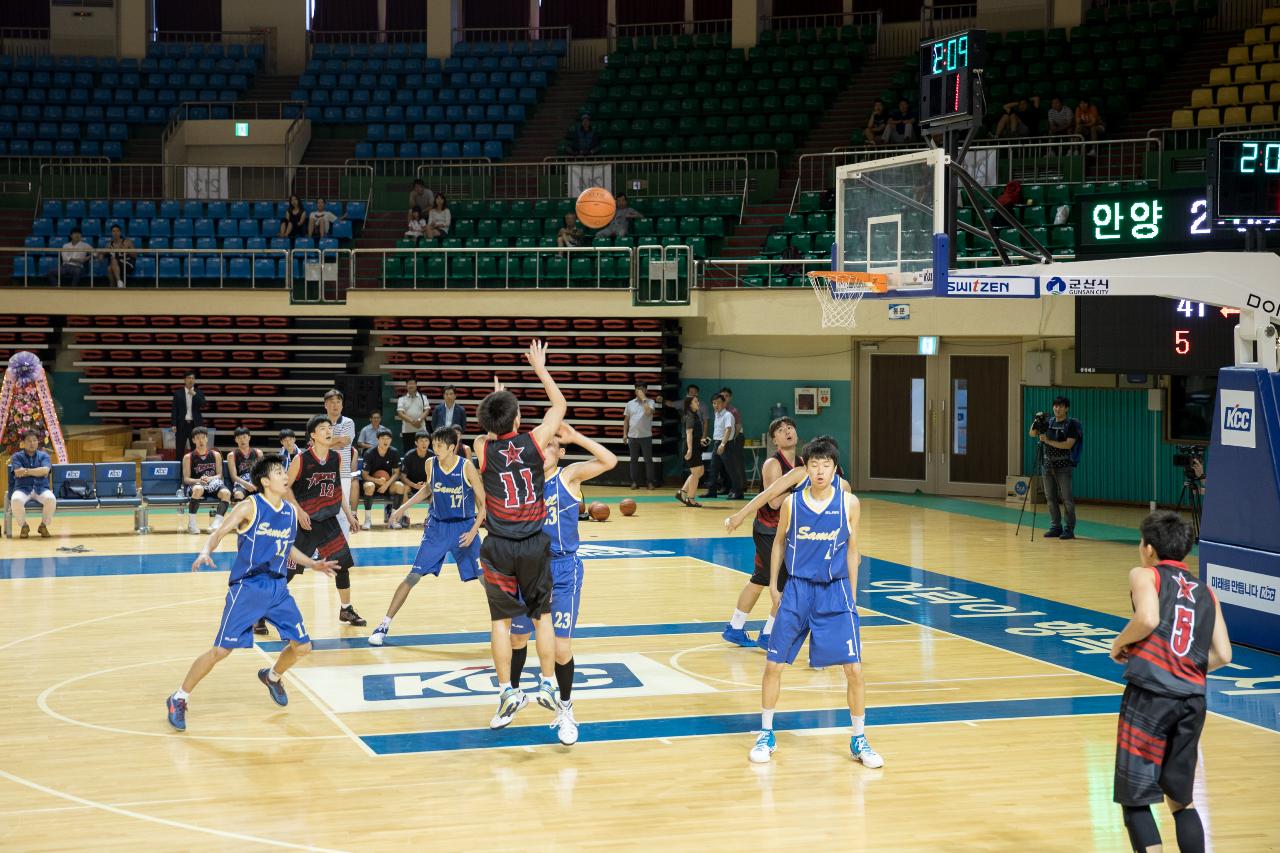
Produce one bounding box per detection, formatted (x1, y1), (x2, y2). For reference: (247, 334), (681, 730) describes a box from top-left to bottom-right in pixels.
(213, 573), (309, 650)
(410, 516), (481, 580)
(766, 575), (862, 668)
(510, 554), (584, 639)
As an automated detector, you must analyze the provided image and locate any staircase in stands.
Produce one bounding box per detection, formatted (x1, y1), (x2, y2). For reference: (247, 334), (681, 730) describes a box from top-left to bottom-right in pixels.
(0, 210), (33, 252)
(350, 210), (404, 290)
(1112, 31), (1243, 138)
(508, 71), (600, 161)
(705, 55), (901, 285)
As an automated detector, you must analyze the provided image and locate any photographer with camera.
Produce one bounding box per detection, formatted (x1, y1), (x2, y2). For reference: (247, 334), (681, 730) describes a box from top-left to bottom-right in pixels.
(1029, 395), (1083, 540)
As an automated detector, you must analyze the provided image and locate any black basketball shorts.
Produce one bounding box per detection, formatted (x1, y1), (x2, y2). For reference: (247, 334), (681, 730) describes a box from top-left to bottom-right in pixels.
(751, 526), (791, 590)
(480, 531), (552, 622)
(1113, 682), (1206, 806)
(292, 514), (355, 571)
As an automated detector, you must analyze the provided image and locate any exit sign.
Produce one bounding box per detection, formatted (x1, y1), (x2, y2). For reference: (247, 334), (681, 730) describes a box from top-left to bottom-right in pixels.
(234, 122), (249, 137)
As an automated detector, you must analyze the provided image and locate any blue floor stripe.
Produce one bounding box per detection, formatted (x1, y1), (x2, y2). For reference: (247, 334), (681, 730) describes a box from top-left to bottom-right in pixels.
(257, 615), (908, 652)
(361, 693), (1123, 754)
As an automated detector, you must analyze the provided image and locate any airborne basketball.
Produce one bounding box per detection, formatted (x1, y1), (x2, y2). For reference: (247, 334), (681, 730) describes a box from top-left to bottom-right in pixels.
(5, 8), (1279, 852)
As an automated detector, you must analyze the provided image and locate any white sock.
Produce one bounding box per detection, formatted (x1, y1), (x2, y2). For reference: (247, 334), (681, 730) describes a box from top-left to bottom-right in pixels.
(498, 681), (511, 691)
(730, 609), (748, 630)
(761, 708), (774, 730)
(174, 689), (189, 701)
(851, 713), (865, 736)
(377, 616), (391, 630)
(763, 615), (775, 634)
(268, 669), (281, 683)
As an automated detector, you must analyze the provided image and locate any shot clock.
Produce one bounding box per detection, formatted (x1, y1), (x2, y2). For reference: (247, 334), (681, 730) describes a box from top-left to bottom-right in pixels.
(919, 30), (986, 129)
(1076, 296), (1237, 375)
(1208, 136), (1280, 226)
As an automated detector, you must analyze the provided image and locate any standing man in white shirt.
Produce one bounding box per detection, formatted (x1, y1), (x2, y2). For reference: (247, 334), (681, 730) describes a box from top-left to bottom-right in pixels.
(171, 372), (207, 456)
(395, 377), (429, 454)
(702, 393), (737, 499)
(622, 383), (662, 490)
(323, 389), (358, 538)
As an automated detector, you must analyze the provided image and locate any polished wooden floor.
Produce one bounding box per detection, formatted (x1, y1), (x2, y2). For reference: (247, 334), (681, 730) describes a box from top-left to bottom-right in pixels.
(1, 492), (1277, 852)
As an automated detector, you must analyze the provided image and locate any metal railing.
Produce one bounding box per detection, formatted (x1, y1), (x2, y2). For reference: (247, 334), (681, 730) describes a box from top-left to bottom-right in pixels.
(634, 244), (693, 304)
(350, 245), (635, 291)
(1207, 0), (1279, 31)
(452, 25), (573, 69)
(4, 246), (290, 290)
(0, 155), (107, 181)
(696, 257), (832, 289)
(921, 3), (978, 39)
(346, 156), (491, 180)
(416, 156), (752, 216)
(760, 11), (882, 32)
(542, 149), (776, 176)
(607, 18), (733, 48)
(0, 28), (50, 58)
(791, 136), (1157, 210)
(36, 163), (375, 211)
(149, 30), (274, 73)
(306, 29), (427, 56)
(1149, 121), (1280, 159)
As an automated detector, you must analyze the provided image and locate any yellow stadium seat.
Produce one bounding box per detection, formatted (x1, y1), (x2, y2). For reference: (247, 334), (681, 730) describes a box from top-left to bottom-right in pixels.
(1263, 62), (1280, 81)
(1197, 107), (1221, 127)
(1271, 81), (1280, 100)
(1209, 67), (1233, 86)
(1216, 86), (1240, 105)
(1191, 87), (1215, 108)
(1250, 104), (1276, 124)
(1172, 108), (1195, 128)
(1222, 106), (1247, 125)
(1270, 24), (1280, 41)
(1246, 27), (1266, 45)
(1228, 45), (1251, 64)
(1251, 43), (1276, 62)
(1265, 7), (1280, 24)
(1236, 64), (1259, 83)
(1243, 83), (1267, 103)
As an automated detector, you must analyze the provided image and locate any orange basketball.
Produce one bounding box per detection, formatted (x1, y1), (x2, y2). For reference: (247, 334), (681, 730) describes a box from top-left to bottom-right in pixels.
(575, 187), (616, 229)
(589, 501), (610, 522)
(620, 498), (637, 516)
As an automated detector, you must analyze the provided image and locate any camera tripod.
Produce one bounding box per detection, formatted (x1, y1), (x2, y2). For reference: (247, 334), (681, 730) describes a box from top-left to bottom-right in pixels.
(1016, 440), (1047, 540)
(1175, 475), (1203, 541)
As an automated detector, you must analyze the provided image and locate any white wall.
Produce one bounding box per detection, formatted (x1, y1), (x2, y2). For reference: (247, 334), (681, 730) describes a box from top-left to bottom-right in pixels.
(222, 0), (308, 75)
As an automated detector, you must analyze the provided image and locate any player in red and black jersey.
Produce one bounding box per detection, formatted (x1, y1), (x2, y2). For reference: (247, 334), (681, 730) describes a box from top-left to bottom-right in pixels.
(1109, 511), (1232, 853)
(473, 340), (567, 730)
(285, 415), (366, 626)
(182, 426), (231, 535)
(228, 426), (265, 502)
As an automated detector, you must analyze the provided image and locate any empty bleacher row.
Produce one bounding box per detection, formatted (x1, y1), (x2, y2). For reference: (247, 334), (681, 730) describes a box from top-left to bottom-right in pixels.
(0, 315), (56, 366)
(69, 315), (359, 439)
(373, 317), (679, 462)
(15, 199), (368, 283)
(572, 27), (872, 156)
(0, 43), (263, 159)
(1175, 7), (1280, 127)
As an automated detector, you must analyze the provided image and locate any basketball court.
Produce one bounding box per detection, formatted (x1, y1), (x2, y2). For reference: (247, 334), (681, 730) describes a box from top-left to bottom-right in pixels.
(2, 493), (1278, 851)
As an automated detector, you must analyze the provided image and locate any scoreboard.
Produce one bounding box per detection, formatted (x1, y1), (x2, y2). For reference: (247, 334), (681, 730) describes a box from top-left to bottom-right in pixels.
(1210, 137), (1280, 225)
(1075, 296), (1238, 375)
(919, 30), (986, 129)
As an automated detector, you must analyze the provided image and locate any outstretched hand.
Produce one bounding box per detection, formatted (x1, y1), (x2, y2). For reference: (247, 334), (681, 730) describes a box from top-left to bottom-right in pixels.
(191, 552), (217, 572)
(310, 558), (340, 577)
(525, 339), (547, 371)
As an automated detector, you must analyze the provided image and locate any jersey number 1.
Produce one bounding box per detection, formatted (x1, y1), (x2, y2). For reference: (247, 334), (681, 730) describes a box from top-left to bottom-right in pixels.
(498, 468), (537, 509)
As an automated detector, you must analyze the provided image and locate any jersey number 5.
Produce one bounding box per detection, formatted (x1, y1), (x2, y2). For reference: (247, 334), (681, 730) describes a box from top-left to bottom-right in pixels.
(1171, 604), (1196, 657)
(498, 468), (537, 509)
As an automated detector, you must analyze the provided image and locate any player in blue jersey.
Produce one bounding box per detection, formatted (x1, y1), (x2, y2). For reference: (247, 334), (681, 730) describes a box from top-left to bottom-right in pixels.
(367, 426), (488, 645)
(747, 437), (883, 768)
(507, 422), (616, 744)
(166, 456), (339, 732)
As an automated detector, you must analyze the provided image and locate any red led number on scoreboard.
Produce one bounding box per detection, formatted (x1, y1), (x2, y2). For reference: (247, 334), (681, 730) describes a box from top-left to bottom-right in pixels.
(1174, 330), (1190, 355)
(1171, 604), (1195, 656)
(498, 468), (537, 509)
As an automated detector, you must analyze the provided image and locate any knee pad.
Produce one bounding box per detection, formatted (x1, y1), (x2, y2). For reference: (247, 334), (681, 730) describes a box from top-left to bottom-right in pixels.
(1122, 805), (1161, 852)
(402, 572), (423, 588)
(334, 567), (351, 590)
(1173, 807), (1204, 853)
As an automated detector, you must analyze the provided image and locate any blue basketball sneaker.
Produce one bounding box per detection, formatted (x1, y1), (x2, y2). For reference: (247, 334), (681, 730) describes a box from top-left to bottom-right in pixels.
(490, 686), (528, 730)
(722, 625), (754, 647)
(749, 729), (776, 764)
(850, 734), (884, 768)
(755, 631), (771, 651)
(166, 693), (187, 731)
(535, 678), (559, 712)
(258, 668), (288, 706)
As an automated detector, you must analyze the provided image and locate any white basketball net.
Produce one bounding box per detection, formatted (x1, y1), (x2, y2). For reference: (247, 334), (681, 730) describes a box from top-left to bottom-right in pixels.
(807, 271), (887, 328)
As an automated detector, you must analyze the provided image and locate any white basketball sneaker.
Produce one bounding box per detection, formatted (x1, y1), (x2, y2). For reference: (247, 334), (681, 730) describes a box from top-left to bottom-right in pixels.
(552, 701), (579, 746)
(850, 734), (884, 768)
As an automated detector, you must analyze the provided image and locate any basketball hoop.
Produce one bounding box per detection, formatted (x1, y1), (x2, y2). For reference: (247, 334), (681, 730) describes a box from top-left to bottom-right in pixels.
(807, 271), (889, 328)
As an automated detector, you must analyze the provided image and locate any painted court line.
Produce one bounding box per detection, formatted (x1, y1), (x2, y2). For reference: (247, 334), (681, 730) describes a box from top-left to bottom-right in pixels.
(256, 615), (909, 652)
(360, 694), (1123, 755)
(250, 645), (376, 758)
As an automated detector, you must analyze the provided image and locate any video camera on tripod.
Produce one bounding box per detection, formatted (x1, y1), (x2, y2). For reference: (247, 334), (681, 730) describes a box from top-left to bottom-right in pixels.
(1030, 411), (1050, 434)
(1173, 445), (1206, 482)
(1172, 445), (1205, 539)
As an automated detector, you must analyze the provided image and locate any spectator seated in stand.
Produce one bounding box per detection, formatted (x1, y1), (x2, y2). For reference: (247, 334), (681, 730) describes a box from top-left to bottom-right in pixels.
(567, 113), (601, 156)
(307, 197), (346, 239)
(357, 410), (384, 453)
(8, 429), (56, 539)
(996, 97), (1034, 138)
(557, 212), (583, 248)
(104, 223), (136, 289)
(863, 100), (888, 145)
(226, 426), (265, 502)
(883, 98), (916, 143)
(594, 193), (644, 239)
(425, 193), (451, 240)
(1045, 95), (1074, 136)
(49, 228), (96, 286)
(360, 427), (406, 530)
(278, 194), (308, 238)
(408, 179), (435, 215)
(1073, 97), (1105, 141)
(405, 207), (427, 241)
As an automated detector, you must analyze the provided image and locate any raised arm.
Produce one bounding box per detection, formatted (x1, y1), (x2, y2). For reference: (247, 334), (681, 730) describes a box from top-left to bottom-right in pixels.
(560, 424), (618, 490)
(724, 465), (809, 532)
(528, 339), (567, 445)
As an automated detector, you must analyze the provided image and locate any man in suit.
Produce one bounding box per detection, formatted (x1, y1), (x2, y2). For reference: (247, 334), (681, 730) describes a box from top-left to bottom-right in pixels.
(172, 372), (206, 456)
(430, 385), (467, 438)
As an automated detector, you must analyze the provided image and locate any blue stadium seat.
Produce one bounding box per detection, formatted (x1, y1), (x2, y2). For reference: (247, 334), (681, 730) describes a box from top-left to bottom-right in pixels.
(158, 256), (180, 278)
(227, 257), (250, 279)
(253, 257), (276, 279)
(238, 219), (259, 238)
(332, 220), (353, 240)
(252, 202), (275, 220)
(140, 461), (185, 507)
(354, 141), (373, 159)
(135, 201), (156, 219)
(51, 464), (97, 509)
(102, 141), (123, 160)
(172, 237), (193, 250)
(216, 218), (236, 238)
(149, 218), (169, 238)
(229, 201), (250, 219)
(111, 201), (133, 218)
(185, 257), (205, 279)
(194, 219), (214, 238)
(41, 200), (62, 218)
(206, 201), (226, 219)
(346, 201), (367, 221)
(222, 237), (244, 253)
(172, 218), (193, 237)
(65, 202), (86, 222)
(127, 218), (149, 237)
(159, 200), (180, 219)
(80, 219), (101, 238)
